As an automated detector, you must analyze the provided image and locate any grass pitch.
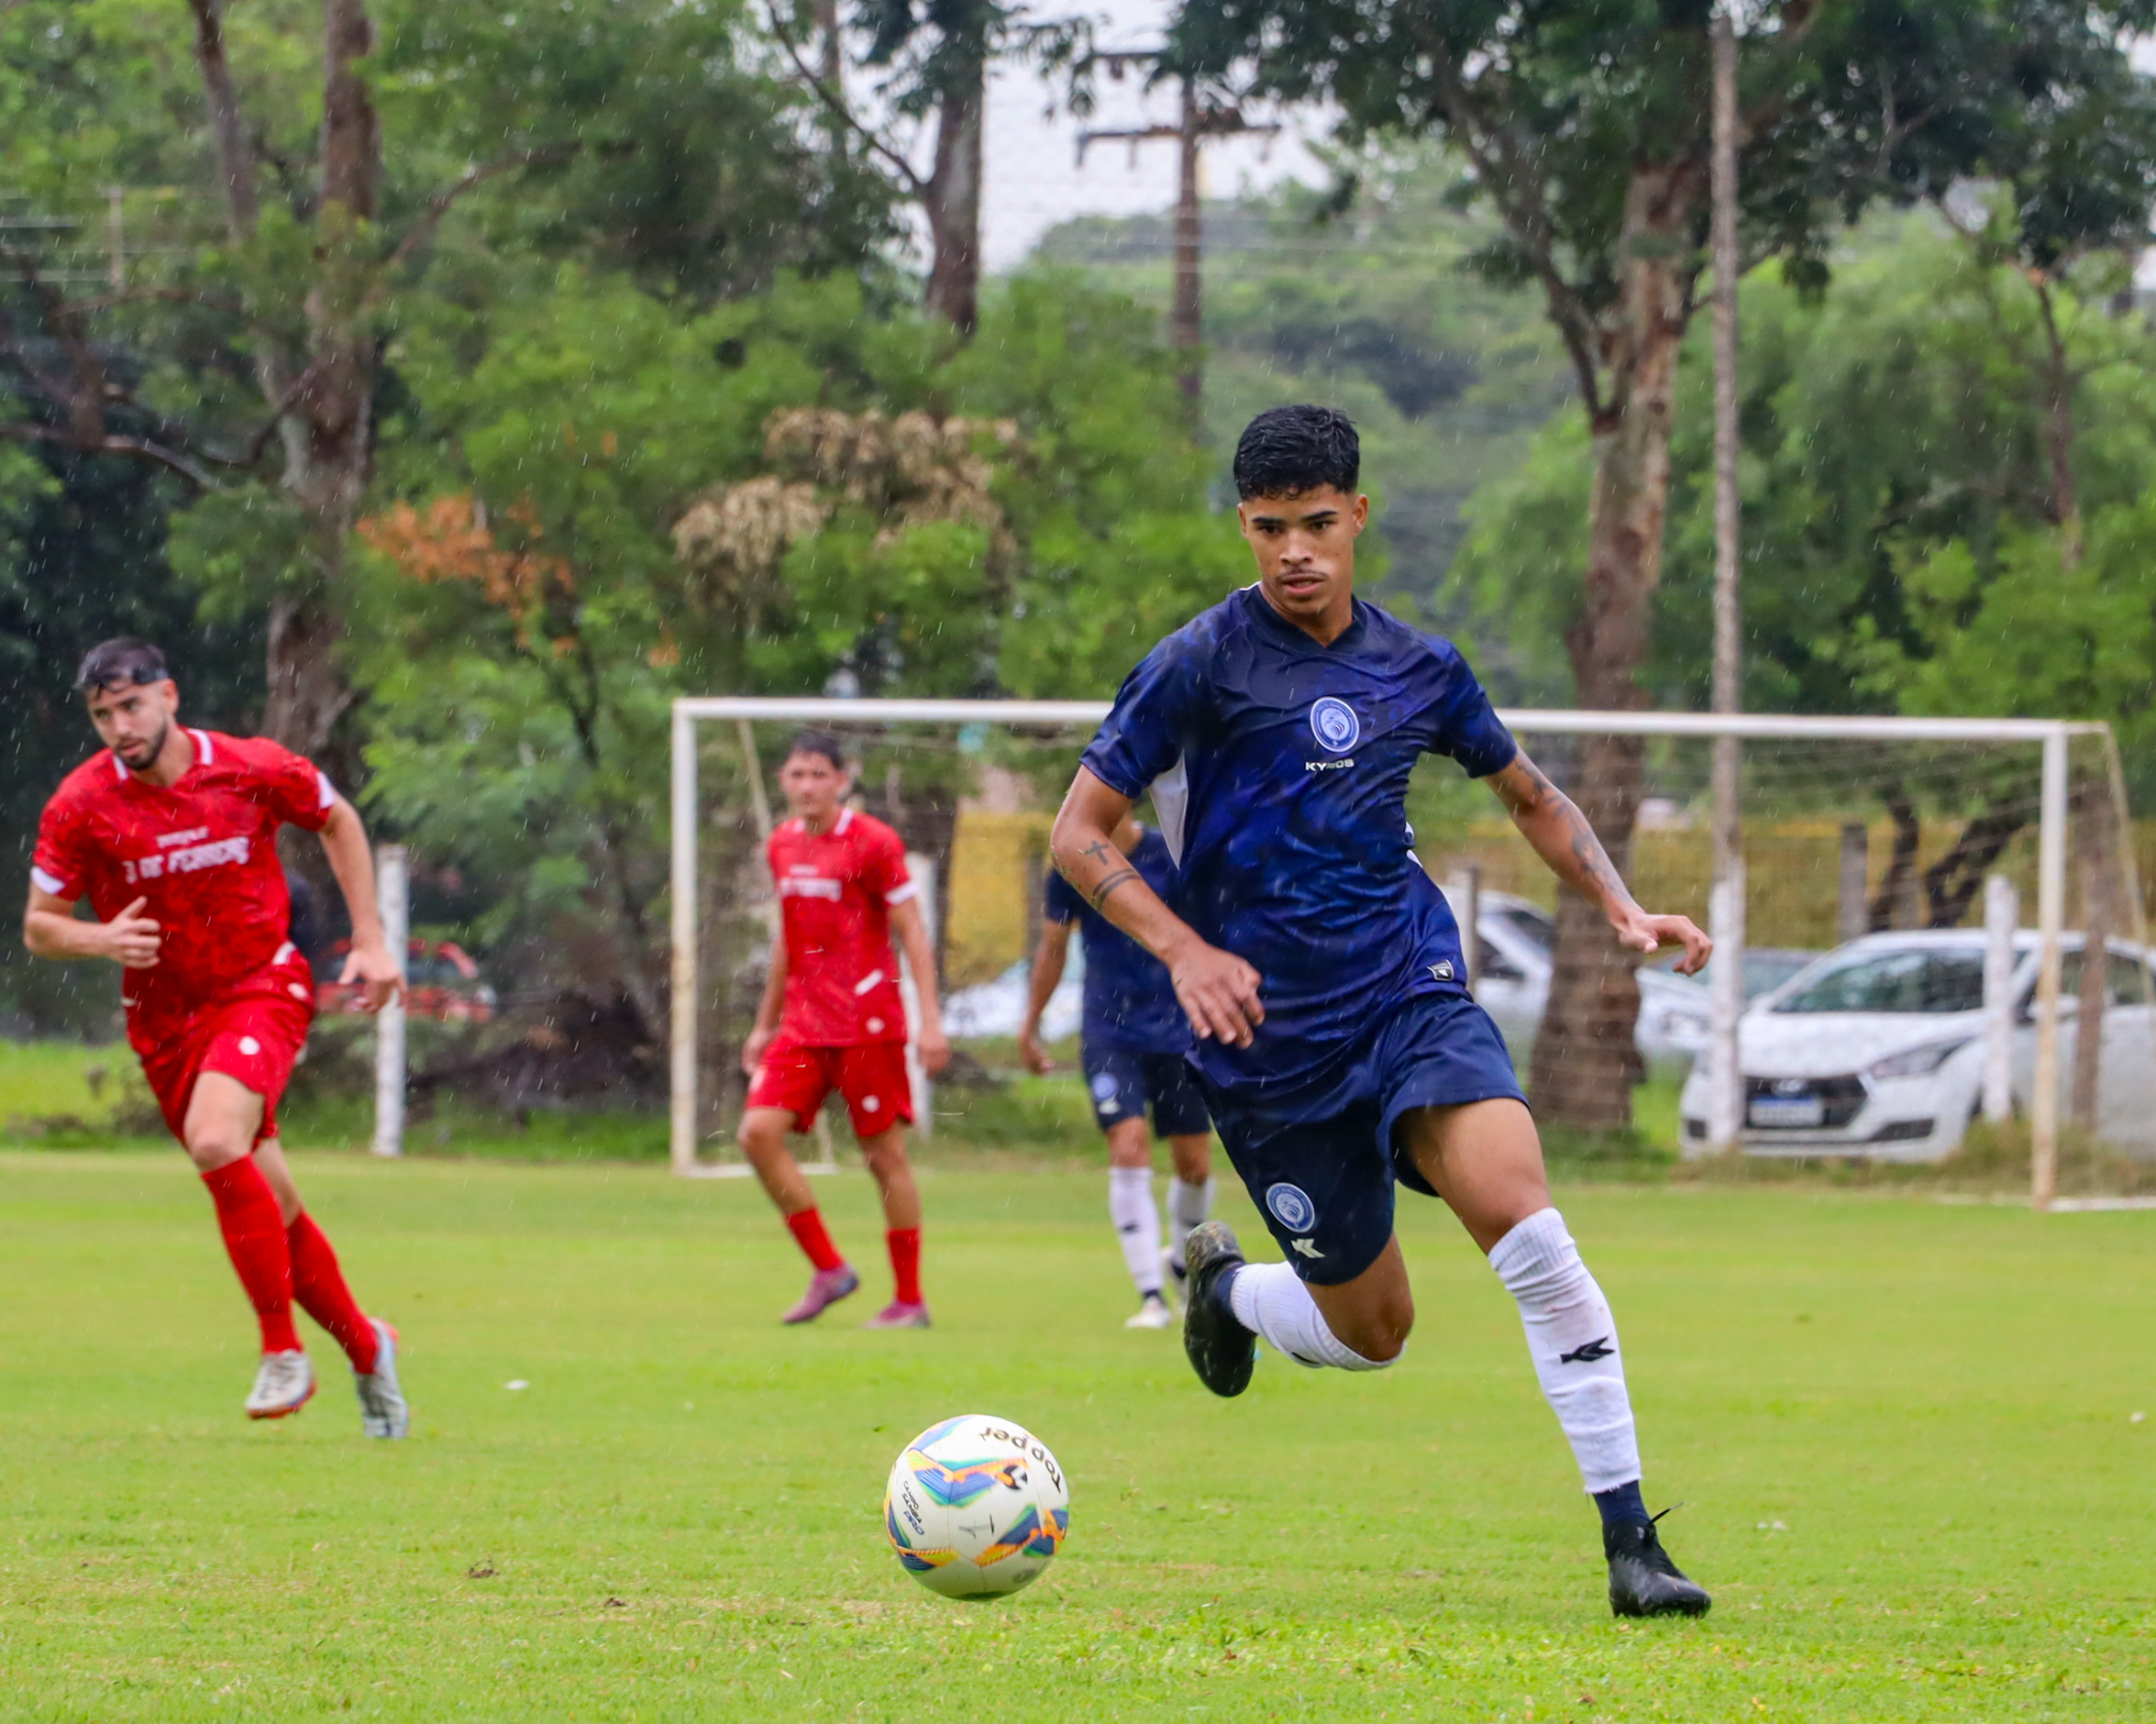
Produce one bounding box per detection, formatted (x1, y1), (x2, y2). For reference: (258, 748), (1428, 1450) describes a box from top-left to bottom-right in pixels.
(2, 1151), (2151, 1721)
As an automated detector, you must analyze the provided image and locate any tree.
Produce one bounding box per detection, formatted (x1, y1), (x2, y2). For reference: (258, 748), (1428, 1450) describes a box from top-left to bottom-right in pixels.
(778, 1), (1088, 335)
(348, 269), (1235, 1053)
(1176, 0), (2156, 1130)
(0, 0), (894, 754)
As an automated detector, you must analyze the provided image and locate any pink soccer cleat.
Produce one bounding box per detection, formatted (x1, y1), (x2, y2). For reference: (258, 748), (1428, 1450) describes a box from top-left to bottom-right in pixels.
(861, 1301), (932, 1330)
(781, 1265), (860, 1325)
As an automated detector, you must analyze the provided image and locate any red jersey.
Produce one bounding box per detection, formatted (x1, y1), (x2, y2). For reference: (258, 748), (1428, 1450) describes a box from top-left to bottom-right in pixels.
(32, 728), (337, 1048)
(768, 808), (915, 1047)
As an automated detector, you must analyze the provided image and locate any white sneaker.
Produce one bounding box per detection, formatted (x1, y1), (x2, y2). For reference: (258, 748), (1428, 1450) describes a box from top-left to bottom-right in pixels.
(245, 1349), (315, 1420)
(1125, 1293), (1176, 1330)
(353, 1319), (409, 1440)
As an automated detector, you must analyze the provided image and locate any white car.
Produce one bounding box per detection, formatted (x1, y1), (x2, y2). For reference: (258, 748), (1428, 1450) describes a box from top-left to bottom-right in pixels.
(1465, 892), (1713, 1075)
(1676, 930), (2156, 1160)
(943, 946), (1084, 1042)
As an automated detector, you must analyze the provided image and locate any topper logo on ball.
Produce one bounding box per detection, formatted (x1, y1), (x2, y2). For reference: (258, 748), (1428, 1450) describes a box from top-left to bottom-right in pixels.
(1310, 698), (1360, 755)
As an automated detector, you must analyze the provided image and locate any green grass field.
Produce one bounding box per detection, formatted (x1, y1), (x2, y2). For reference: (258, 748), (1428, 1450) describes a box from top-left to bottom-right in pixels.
(3, 1150), (2151, 1721)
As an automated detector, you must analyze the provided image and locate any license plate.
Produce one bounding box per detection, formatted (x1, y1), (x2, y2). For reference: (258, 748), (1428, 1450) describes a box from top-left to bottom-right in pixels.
(1750, 1096), (1825, 1129)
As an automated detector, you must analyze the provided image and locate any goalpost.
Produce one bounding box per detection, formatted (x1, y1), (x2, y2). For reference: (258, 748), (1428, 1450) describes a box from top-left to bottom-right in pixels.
(670, 698), (2140, 1210)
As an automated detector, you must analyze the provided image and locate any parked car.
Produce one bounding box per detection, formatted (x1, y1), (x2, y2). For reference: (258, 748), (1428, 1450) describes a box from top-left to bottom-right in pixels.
(1675, 930), (2156, 1160)
(944, 944), (1085, 1043)
(1465, 891), (1712, 1075)
(1651, 945), (1823, 1001)
(316, 937), (498, 1023)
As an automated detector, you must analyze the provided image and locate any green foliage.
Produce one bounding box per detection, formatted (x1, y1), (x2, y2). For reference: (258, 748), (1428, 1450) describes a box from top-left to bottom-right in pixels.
(1456, 217), (2156, 730)
(349, 266), (1230, 1017)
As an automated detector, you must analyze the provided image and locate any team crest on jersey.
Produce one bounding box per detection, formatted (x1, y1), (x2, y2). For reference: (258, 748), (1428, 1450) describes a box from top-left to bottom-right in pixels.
(1266, 1182), (1317, 1232)
(1310, 697), (1360, 755)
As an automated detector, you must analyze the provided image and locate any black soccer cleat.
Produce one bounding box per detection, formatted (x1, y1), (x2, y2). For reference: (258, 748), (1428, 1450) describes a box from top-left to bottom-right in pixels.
(1181, 1220), (1257, 1398)
(1606, 1512), (1712, 1619)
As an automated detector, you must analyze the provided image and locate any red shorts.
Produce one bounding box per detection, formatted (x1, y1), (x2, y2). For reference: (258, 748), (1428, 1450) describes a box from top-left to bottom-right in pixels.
(136, 955), (315, 1148)
(747, 1041), (914, 1139)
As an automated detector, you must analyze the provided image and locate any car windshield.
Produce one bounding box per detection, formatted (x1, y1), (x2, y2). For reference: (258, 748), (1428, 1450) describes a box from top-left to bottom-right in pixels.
(1773, 948), (1986, 1015)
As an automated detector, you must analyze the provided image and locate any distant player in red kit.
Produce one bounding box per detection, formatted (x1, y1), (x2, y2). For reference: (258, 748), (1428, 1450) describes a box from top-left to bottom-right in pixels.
(739, 733), (950, 1328)
(23, 639), (411, 1435)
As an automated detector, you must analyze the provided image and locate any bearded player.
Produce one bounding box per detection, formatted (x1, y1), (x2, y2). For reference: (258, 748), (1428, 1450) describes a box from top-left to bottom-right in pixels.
(1018, 812), (1214, 1330)
(24, 639), (410, 1435)
(739, 733), (950, 1329)
(1050, 406), (1713, 1617)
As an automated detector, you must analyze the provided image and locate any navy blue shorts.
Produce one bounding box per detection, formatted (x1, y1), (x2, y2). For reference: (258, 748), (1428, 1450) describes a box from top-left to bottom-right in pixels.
(1081, 1044), (1212, 1139)
(1198, 993), (1527, 1287)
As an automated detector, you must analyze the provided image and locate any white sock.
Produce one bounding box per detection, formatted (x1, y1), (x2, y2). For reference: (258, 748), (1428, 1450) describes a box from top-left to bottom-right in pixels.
(1488, 1208), (1642, 1495)
(1166, 1176), (1214, 1260)
(1109, 1167), (1164, 1299)
(1226, 1261), (1395, 1371)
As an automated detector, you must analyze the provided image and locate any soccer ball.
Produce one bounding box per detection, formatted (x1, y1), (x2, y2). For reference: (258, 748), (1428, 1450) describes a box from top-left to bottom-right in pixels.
(882, 1414), (1070, 1600)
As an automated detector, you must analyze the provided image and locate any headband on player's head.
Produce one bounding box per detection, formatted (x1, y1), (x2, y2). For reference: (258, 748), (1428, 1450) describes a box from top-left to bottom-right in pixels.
(74, 637), (171, 695)
(1233, 403), (1360, 500)
(785, 730), (850, 772)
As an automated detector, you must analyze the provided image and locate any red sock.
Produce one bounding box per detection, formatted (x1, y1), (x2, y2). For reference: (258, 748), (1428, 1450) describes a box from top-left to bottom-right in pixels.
(287, 1212), (379, 1375)
(785, 1207), (845, 1273)
(887, 1227), (922, 1307)
(200, 1158), (300, 1354)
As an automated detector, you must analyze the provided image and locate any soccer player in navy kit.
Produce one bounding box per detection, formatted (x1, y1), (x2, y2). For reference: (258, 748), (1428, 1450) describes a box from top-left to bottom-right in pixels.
(1049, 406), (1713, 1618)
(1018, 812), (1215, 1330)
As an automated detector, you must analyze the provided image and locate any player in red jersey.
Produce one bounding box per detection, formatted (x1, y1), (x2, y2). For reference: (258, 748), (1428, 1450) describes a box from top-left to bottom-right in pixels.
(739, 733), (951, 1328)
(22, 639), (411, 1435)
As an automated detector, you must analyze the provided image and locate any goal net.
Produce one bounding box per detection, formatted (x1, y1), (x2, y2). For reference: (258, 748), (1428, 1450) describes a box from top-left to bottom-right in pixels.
(670, 700), (2151, 1208)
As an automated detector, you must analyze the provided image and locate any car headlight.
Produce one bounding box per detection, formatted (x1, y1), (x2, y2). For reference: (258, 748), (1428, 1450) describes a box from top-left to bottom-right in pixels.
(1867, 1037), (1973, 1080)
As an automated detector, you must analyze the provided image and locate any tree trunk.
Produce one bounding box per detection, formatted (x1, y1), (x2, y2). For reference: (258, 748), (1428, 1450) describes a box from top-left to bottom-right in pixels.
(2029, 272), (2082, 567)
(1527, 164), (1694, 1133)
(1870, 790), (1920, 931)
(263, 591), (355, 755)
(1171, 80), (1202, 414)
(256, 0), (383, 754)
(922, 54), (984, 337)
(2070, 781), (2115, 1134)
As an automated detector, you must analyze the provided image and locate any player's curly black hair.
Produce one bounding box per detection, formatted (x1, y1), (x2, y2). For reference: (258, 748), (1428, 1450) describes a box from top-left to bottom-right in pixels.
(1232, 404), (1360, 500)
(74, 637), (170, 694)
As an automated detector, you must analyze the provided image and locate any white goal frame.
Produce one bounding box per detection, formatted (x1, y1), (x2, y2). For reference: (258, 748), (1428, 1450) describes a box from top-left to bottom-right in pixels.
(670, 698), (2120, 1209)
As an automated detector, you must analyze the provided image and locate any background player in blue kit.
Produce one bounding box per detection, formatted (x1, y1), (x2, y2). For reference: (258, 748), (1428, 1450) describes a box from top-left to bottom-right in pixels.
(1048, 404), (1715, 1619)
(1019, 812), (1215, 1330)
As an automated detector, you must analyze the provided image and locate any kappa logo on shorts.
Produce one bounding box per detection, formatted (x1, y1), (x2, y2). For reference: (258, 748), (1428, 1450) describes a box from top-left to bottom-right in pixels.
(1265, 1182), (1317, 1233)
(1309, 697), (1360, 756)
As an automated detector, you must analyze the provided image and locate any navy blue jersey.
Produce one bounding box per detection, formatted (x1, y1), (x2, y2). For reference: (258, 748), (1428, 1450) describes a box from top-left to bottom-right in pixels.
(1044, 825), (1189, 1055)
(1079, 585), (1519, 1100)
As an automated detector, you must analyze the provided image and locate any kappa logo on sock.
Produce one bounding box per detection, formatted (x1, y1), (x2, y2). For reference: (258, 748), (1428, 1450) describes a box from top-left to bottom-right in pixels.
(1560, 1335), (1615, 1365)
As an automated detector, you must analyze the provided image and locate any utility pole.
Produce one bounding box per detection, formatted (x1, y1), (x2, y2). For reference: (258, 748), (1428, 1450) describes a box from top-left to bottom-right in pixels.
(1078, 55), (1277, 420)
(1706, 8), (1747, 1155)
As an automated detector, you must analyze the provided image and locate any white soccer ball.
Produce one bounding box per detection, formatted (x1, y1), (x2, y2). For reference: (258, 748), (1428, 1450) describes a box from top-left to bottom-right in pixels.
(882, 1414), (1070, 1600)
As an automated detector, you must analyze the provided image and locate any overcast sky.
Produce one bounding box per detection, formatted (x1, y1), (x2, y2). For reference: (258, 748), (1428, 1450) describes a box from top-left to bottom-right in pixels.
(969, 12), (2156, 277)
(976, 0), (1323, 271)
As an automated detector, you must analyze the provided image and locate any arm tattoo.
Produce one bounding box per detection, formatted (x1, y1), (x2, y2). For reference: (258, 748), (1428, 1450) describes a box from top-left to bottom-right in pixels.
(1078, 838), (1115, 867)
(1088, 867), (1141, 912)
(1555, 798), (1630, 903)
